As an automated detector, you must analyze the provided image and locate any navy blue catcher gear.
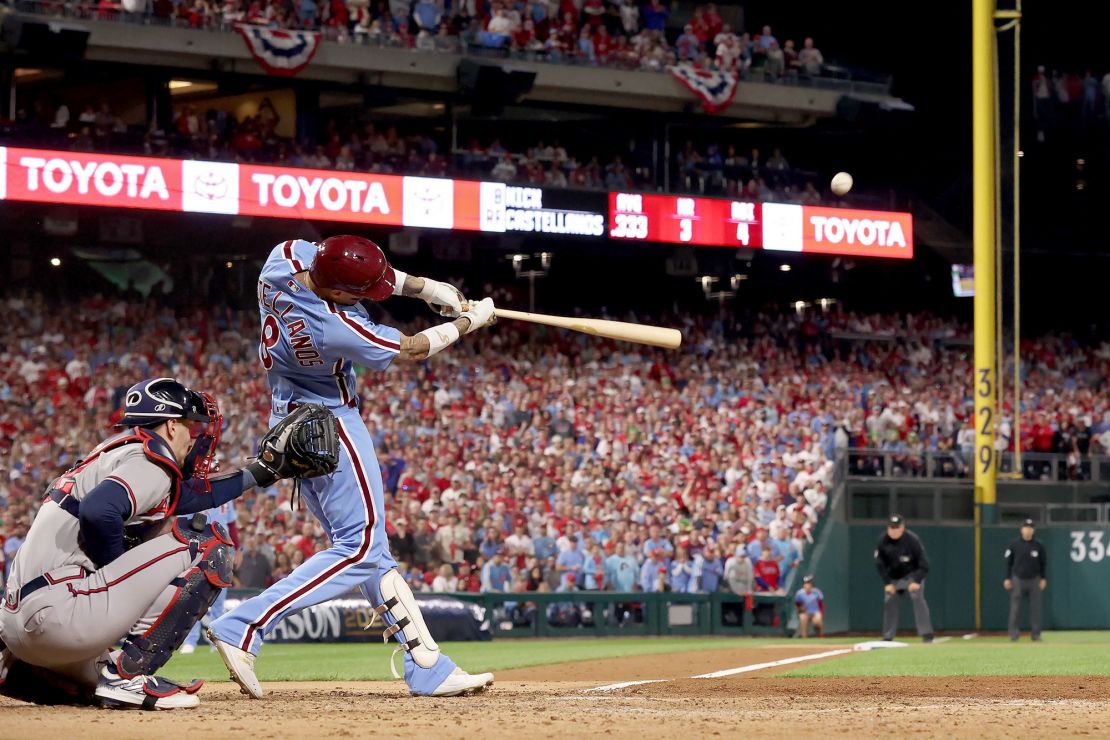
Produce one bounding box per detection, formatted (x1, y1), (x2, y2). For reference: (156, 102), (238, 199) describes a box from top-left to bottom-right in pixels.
(115, 515), (233, 681)
(117, 377), (223, 489)
(118, 377), (214, 427)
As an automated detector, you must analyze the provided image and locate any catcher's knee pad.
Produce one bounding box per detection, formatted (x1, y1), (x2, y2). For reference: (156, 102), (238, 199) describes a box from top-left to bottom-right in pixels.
(374, 569), (440, 670)
(118, 520), (233, 679)
(172, 513), (233, 564)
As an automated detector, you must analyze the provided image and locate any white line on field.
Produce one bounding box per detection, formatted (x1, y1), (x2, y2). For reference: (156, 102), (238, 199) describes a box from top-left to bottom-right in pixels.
(932, 636), (953, 644)
(583, 679), (668, 692)
(690, 649), (853, 679)
(584, 648), (851, 692)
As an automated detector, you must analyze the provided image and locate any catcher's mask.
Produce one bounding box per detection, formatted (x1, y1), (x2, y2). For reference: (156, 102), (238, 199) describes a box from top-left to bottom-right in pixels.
(118, 377), (223, 489)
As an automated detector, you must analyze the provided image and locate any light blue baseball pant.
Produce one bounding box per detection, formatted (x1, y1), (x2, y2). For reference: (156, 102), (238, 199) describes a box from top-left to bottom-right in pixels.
(210, 409), (456, 694)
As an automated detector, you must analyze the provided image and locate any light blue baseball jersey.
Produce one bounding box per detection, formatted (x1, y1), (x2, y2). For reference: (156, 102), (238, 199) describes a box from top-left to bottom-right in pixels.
(213, 238), (461, 696)
(256, 239), (402, 412)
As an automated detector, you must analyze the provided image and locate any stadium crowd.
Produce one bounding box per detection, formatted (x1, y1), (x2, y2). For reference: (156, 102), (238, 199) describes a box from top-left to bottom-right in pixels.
(2, 287), (1108, 608)
(11, 98), (832, 200)
(16, 0), (828, 81)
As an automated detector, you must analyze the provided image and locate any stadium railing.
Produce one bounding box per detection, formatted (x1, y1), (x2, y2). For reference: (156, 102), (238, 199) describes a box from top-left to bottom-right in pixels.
(450, 591), (791, 639)
(847, 447), (1110, 483)
(846, 449), (1110, 525)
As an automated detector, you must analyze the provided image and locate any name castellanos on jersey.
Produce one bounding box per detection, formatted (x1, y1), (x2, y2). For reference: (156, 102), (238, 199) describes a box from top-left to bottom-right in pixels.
(256, 278), (323, 368)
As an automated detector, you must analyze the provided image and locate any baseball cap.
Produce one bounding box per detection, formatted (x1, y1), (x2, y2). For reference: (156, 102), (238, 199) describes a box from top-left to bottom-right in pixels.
(802, 575), (814, 584)
(887, 514), (904, 527)
(1022, 518), (1036, 528)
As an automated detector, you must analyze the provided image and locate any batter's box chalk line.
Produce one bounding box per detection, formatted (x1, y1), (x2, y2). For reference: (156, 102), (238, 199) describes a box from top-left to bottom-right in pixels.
(584, 646), (860, 693)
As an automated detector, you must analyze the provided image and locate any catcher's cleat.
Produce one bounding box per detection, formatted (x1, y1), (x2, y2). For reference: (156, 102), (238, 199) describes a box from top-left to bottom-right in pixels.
(208, 628), (264, 699)
(94, 663), (200, 710)
(424, 667), (494, 697)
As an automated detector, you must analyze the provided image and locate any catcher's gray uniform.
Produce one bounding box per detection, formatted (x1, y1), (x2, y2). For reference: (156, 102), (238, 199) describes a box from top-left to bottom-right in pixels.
(1, 432), (212, 687)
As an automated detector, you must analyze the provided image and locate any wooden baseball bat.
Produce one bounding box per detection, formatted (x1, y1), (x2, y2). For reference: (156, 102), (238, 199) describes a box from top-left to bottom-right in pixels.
(494, 308), (683, 349)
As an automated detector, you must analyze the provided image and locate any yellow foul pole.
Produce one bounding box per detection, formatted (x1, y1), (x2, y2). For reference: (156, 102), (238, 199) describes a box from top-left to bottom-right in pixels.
(972, 0), (999, 631)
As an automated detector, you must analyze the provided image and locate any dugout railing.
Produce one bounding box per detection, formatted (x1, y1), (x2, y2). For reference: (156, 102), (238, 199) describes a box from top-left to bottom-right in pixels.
(449, 591), (793, 639)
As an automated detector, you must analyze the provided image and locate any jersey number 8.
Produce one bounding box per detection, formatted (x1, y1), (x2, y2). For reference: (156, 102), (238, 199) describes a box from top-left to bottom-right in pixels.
(259, 314), (281, 370)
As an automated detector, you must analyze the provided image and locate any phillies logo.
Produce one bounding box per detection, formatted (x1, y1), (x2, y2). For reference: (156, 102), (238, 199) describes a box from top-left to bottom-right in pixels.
(402, 176), (453, 229)
(193, 171), (228, 201)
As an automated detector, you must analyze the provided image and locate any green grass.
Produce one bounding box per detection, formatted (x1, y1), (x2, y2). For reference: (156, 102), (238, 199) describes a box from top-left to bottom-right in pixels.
(785, 631), (1110, 677)
(163, 631), (1110, 684)
(164, 636), (803, 684)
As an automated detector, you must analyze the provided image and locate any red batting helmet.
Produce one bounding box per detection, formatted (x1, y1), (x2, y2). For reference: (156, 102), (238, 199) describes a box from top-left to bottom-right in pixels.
(310, 235), (397, 301)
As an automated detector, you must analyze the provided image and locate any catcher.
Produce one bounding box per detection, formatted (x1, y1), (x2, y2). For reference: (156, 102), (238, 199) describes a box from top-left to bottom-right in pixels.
(0, 377), (338, 710)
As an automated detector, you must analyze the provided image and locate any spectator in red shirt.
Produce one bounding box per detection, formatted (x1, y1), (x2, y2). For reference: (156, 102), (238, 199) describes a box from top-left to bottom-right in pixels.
(753, 546), (781, 593)
(457, 562), (481, 592)
(689, 6), (710, 44)
(594, 25), (613, 64)
(703, 3), (722, 41)
(582, 0), (605, 28)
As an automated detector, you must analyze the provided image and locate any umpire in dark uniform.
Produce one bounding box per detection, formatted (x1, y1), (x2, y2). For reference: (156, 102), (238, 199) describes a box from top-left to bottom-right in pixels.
(875, 514), (934, 642)
(1004, 518), (1047, 641)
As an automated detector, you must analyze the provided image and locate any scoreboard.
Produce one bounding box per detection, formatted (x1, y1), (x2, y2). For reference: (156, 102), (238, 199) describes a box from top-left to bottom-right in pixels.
(0, 145), (912, 259)
(608, 192), (762, 248)
(608, 191), (913, 258)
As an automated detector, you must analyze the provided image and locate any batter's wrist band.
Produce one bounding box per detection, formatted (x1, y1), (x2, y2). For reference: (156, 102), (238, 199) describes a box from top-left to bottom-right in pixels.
(392, 268), (409, 296)
(418, 321), (461, 357)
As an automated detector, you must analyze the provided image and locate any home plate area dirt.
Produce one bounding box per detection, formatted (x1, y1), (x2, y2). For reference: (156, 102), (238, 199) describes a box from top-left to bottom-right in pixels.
(2, 645), (1110, 738)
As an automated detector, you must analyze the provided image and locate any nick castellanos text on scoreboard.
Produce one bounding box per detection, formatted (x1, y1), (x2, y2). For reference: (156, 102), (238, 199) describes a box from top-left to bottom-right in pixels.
(480, 184), (606, 237)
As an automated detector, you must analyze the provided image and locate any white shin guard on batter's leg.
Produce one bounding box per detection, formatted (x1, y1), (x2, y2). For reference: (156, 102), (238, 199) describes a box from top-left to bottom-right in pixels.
(370, 569), (493, 697)
(374, 569), (443, 675)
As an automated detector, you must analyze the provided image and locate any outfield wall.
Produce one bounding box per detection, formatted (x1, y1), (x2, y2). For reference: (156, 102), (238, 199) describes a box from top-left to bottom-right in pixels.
(836, 524), (1110, 632)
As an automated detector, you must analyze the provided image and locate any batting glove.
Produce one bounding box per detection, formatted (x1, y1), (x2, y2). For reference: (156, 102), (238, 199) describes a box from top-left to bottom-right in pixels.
(418, 278), (466, 318)
(460, 297), (495, 334)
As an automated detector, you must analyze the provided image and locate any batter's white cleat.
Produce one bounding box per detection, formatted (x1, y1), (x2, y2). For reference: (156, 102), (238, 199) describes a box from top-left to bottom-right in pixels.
(95, 664), (200, 710)
(207, 628), (264, 699)
(426, 667), (494, 697)
(179, 644), (196, 655)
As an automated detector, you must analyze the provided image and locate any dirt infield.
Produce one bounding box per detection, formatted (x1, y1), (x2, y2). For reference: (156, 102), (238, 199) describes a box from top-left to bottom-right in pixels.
(2, 646), (1110, 738)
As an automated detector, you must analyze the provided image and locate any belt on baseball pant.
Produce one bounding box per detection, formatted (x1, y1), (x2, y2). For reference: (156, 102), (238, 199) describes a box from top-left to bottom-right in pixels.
(14, 566), (88, 602)
(17, 575), (50, 601)
(284, 398), (358, 414)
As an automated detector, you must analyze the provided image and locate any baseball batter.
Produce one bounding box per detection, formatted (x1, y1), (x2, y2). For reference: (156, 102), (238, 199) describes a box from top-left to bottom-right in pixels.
(0, 378), (331, 710)
(208, 235), (496, 698)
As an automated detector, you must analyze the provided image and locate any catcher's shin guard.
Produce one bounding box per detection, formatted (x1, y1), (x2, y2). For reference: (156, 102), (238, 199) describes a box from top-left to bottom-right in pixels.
(117, 516), (233, 679)
(374, 569), (441, 675)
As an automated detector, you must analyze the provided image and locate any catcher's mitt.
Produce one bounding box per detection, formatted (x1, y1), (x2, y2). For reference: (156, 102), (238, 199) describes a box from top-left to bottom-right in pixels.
(246, 403), (339, 488)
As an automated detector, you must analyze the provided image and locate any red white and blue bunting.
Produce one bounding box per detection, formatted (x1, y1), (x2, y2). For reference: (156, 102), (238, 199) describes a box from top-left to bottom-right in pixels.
(235, 25), (321, 78)
(669, 63), (739, 114)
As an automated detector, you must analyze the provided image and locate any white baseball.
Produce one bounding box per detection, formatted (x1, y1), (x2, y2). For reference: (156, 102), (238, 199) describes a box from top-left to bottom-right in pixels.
(831, 172), (854, 196)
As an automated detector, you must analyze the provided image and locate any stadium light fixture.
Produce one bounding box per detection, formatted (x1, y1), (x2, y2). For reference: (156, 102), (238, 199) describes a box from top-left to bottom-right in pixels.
(779, 264), (792, 272)
(49, 257), (61, 267)
(697, 275), (718, 293)
(509, 253), (551, 312)
(168, 79), (219, 96)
